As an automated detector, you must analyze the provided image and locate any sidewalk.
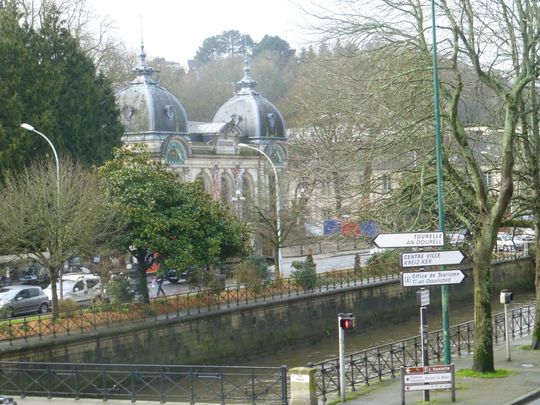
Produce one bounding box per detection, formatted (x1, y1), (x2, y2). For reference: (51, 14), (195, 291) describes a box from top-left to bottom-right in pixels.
(347, 335), (540, 405)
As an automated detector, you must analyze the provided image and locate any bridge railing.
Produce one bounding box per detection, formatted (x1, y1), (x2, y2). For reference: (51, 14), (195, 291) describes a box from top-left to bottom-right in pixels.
(307, 303), (536, 401)
(0, 262), (400, 344)
(0, 362), (288, 404)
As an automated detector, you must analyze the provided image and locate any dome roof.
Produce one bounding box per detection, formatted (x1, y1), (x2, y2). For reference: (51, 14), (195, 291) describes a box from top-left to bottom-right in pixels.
(212, 59), (286, 140)
(116, 43), (188, 133)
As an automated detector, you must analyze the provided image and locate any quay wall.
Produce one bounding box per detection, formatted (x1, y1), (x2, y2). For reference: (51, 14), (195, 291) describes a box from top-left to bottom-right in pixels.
(0, 258), (534, 364)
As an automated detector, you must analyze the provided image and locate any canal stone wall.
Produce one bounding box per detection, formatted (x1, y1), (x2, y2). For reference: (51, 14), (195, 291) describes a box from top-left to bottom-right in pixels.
(1, 258), (534, 365)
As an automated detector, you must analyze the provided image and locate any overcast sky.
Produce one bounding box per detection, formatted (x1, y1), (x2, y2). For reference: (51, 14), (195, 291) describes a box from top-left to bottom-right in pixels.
(90, 0), (317, 67)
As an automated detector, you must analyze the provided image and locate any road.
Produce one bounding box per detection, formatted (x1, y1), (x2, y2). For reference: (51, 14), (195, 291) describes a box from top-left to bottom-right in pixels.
(147, 250), (371, 297)
(280, 250), (371, 277)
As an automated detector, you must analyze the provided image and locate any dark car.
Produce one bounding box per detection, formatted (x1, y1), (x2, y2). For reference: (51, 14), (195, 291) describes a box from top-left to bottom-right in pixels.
(0, 285), (50, 317)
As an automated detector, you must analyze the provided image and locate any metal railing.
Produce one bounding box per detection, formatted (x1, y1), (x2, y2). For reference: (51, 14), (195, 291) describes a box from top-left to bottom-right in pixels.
(308, 303), (536, 401)
(0, 362), (288, 404)
(0, 263), (400, 344)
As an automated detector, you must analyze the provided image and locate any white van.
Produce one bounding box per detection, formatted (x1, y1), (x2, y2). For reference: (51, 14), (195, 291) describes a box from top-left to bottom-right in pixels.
(44, 273), (102, 306)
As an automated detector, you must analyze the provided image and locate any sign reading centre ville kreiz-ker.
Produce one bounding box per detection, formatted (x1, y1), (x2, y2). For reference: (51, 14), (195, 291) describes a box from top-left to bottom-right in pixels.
(400, 250), (464, 268)
(373, 232), (444, 248)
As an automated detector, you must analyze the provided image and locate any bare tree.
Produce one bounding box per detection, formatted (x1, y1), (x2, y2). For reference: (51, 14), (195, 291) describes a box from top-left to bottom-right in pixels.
(306, 0), (540, 372)
(0, 159), (124, 316)
(17, 0), (134, 84)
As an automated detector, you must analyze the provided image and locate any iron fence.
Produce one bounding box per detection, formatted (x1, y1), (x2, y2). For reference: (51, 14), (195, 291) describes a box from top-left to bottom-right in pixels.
(0, 362), (288, 404)
(308, 303), (536, 401)
(0, 264), (400, 344)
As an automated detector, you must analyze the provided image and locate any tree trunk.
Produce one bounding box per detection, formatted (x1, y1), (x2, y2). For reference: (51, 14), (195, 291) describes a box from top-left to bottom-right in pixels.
(472, 231), (495, 372)
(51, 267), (59, 319)
(332, 171), (342, 212)
(135, 251), (150, 304)
(273, 244), (281, 280)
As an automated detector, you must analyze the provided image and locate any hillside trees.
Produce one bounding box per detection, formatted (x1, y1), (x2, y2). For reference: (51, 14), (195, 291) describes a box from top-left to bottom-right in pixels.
(0, 0), (123, 178)
(194, 30), (255, 64)
(157, 32), (297, 122)
(311, 0), (540, 372)
(99, 145), (250, 302)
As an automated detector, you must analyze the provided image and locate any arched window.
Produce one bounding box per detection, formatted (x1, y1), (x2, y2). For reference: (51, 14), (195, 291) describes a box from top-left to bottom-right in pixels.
(195, 171), (212, 194)
(165, 141), (186, 165)
(269, 144), (285, 166)
(221, 173), (234, 206)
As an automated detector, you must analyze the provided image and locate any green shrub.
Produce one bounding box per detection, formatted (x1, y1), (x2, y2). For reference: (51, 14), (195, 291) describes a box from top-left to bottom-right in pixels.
(0, 306), (11, 319)
(234, 255), (271, 286)
(201, 271), (226, 295)
(353, 254), (361, 274)
(107, 279), (136, 304)
(366, 249), (400, 277)
(291, 259), (318, 290)
(58, 299), (79, 316)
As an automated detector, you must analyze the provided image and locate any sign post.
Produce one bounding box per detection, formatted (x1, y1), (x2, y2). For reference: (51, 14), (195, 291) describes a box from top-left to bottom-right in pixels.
(500, 290), (513, 361)
(417, 288), (430, 402)
(401, 364), (456, 404)
(337, 313), (355, 402)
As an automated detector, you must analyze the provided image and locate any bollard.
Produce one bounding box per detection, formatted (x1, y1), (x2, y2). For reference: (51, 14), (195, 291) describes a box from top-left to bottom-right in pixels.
(290, 367), (317, 405)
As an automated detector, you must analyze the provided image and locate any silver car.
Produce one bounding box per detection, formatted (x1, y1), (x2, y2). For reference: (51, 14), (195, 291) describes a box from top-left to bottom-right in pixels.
(0, 285), (50, 317)
(43, 273), (103, 307)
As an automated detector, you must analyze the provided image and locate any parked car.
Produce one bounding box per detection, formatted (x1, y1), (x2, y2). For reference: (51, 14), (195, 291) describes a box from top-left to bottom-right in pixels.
(43, 273), (103, 306)
(0, 285), (50, 317)
(496, 233), (524, 252)
(517, 228), (535, 242)
(448, 229), (469, 245)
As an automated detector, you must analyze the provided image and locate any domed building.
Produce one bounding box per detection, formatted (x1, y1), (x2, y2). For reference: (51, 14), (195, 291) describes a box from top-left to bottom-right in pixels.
(213, 61), (287, 165)
(116, 43), (288, 256)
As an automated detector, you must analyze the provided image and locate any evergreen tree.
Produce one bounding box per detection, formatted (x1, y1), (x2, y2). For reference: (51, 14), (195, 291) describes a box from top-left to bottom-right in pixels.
(0, 1), (123, 178)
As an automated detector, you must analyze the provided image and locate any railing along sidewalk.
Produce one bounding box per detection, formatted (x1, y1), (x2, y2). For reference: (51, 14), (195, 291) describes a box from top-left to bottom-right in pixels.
(0, 362), (288, 404)
(0, 263), (400, 344)
(308, 303), (536, 401)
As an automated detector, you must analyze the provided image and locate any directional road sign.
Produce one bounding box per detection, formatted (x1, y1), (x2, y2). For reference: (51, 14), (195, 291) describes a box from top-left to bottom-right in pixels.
(373, 232), (444, 248)
(401, 270), (466, 287)
(404, 373), (452, 384)
(402, 364), (455, 397)
(405, 383), (453, 391)
(400, 250), (464, 268)
(405, 365), (452, 374)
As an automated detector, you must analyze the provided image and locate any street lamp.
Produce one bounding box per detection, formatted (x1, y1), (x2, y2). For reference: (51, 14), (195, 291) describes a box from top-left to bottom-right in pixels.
(238, 143), (283, 278)
(430, 1), (451, 364)
(20, 123), (60, 208)
(20, 123), (62, 297)
(231, 189), (246, 218)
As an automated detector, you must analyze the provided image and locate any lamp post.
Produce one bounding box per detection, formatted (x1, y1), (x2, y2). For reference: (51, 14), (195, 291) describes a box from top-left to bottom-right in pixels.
(20, 123), (62, 298)
(238, 143), (283, 278)
(430, 1), (451, 364)
(231, 189), (246, 218)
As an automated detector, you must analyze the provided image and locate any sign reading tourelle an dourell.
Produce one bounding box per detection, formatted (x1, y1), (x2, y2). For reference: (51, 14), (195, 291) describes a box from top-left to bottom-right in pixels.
(373, 232), (444, 248)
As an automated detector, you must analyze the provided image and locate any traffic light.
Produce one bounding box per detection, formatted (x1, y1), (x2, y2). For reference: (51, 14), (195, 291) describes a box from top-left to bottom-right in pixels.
(339, 313), (356, 330)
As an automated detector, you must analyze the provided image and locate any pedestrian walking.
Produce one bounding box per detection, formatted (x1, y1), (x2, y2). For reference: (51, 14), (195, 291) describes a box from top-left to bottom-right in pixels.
(155, 274), (166, 296)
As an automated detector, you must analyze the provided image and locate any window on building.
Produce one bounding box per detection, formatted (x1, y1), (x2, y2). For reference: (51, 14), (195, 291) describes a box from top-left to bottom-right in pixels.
(483, 171), (493, 187)
(382, 174), (392, 192)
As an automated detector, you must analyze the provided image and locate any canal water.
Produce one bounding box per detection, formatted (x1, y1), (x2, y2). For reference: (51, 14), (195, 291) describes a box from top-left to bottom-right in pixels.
(241, 291), (536, 368)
